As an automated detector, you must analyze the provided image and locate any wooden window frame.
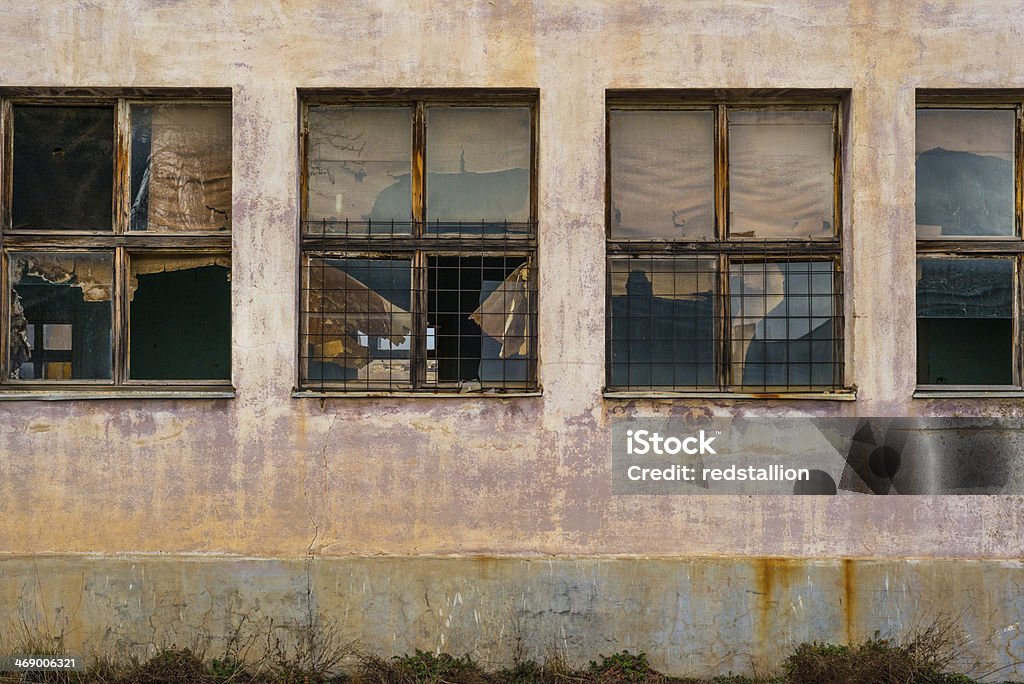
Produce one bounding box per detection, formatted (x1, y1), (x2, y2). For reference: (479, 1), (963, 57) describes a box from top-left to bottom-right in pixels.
(604, 90), (849, 398)
(915, 93), (1024, 392)
(0, 90), (234, 396)
(296, 89), (540, 396)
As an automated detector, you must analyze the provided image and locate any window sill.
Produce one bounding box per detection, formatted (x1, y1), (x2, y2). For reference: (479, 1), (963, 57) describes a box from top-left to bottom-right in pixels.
(603, 390), (857, 401)
(292, 390), (542, 399)
(914, 389), (1024, 399)
(0, 387), (235, 401)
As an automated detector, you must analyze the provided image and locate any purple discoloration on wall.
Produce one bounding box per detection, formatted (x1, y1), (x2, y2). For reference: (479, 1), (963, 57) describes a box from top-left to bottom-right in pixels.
(1, 0), (1024, 671)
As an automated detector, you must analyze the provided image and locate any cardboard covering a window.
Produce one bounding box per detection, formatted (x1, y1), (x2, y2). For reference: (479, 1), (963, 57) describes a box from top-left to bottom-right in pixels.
(609, 110), (715, 239)
(728, 110), (834, 239)
(304, 259), (413, 371)
(10, 253), (230, 303)
(469, 263), (531, 358)
(131, 104), (232, 232)
(8, 252), (114, 380)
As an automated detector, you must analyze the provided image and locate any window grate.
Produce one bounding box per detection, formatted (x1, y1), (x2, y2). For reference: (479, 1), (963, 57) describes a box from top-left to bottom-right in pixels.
(298, 95), (539, 394)
(605, 96), (845, 394)
(300, 220), (538, 393)
(606, 240), (844, 392)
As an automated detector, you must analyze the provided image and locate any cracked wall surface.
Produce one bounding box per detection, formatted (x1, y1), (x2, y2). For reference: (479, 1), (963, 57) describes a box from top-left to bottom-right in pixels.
(1, 0), (1024, 675)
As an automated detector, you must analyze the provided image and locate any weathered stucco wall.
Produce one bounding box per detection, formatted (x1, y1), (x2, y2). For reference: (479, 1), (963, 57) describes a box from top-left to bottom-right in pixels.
(5, 555), (1024, 678)
(1, 0), (1024, 675)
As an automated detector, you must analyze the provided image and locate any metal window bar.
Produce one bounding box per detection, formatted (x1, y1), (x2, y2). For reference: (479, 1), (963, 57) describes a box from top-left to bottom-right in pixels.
(606, 239), (843, 392)
(300, 219), (537, 393)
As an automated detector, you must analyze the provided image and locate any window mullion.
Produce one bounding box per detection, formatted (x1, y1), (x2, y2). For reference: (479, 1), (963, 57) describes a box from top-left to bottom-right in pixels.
(114, 99), (131, 236)
(113, 99), (131, 385)
(113, 246), (128, 384)
(719, 251), (732, 389)
(412, 101), (426, 233)
(410, 103), (427, 388)
(1016, 255), (1022, 387)
(716, 104), (730, 389)
(1016, 105), (1023, 388)
(1, 98), (9, 382)
(412, 249), (428, 389)
(715, 103), (728, 241)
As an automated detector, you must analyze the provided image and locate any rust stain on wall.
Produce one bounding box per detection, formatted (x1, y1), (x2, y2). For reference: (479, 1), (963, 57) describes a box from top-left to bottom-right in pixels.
(843, 557), (856, 645)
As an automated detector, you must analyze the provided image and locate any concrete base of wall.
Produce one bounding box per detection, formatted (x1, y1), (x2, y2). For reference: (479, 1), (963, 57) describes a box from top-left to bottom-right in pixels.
(1, 555), (1020, 678)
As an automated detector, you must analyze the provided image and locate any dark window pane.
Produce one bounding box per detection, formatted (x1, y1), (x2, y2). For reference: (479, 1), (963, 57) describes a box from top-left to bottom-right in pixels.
(301, 257), (412, 387)
(12, 106), (114, 230)
(306, 107), (412, 234)
(728, 110), (834, 239)
(428, 256), (531, 386)
(916, 258), (1013, 385)
(128, 255), (231, 380)
(9, 252), (113, 380)
(609, 110), (715, 239)
(730, 261), (839, 388)
(426, 107), (531, 234)
(916, 109), (1015, 237)
(130, 104), (232, 232)
(608, 257), (717, 388)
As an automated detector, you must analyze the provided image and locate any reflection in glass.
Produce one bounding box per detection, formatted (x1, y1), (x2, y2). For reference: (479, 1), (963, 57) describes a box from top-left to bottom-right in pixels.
(9, 252), (113, 380)
(426, 107), (531, 233)
(917, 258), (1013, 385)
(302, 258), (413, 386)
(130, 105), (232, 232)
(128, 255), (231, 380)
(306, 107), (412, 233)
(609, 110), (715, 239)
(916, 109), (1015, 237)
(12, 106), (114, 231)
(608, 257), (717, 388)
(728, 110), (834, 239)
(730, 261), (837, 388)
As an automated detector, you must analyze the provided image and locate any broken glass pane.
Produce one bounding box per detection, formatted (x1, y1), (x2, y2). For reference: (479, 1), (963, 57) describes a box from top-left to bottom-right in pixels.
(128, 255), (231, 380)
(730, 261), (838, 388)
(130, 104), (232, 232)
(428, 256), (531, 385)
(916, 109), (1015, 237)
(302, 257), (413, 387)
(609, 110), (715, 239)
(917, 258), (1013, 385)
(306, 107), (412, 234)
(426, 107), (531, 234)
(12, 106), (114, 231)
(728, 110), (834, 239)
(608, 257), (717, 388)
(8, 252), (113, 380)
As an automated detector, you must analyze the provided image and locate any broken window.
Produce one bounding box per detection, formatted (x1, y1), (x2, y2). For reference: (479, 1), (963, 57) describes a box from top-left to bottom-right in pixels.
(3, 95), (232, 389)
(12, 106), (114, 231)
(300, 92), (537, 392)
(606, 96), (844, 392)
(916, 100), (1024, 388)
